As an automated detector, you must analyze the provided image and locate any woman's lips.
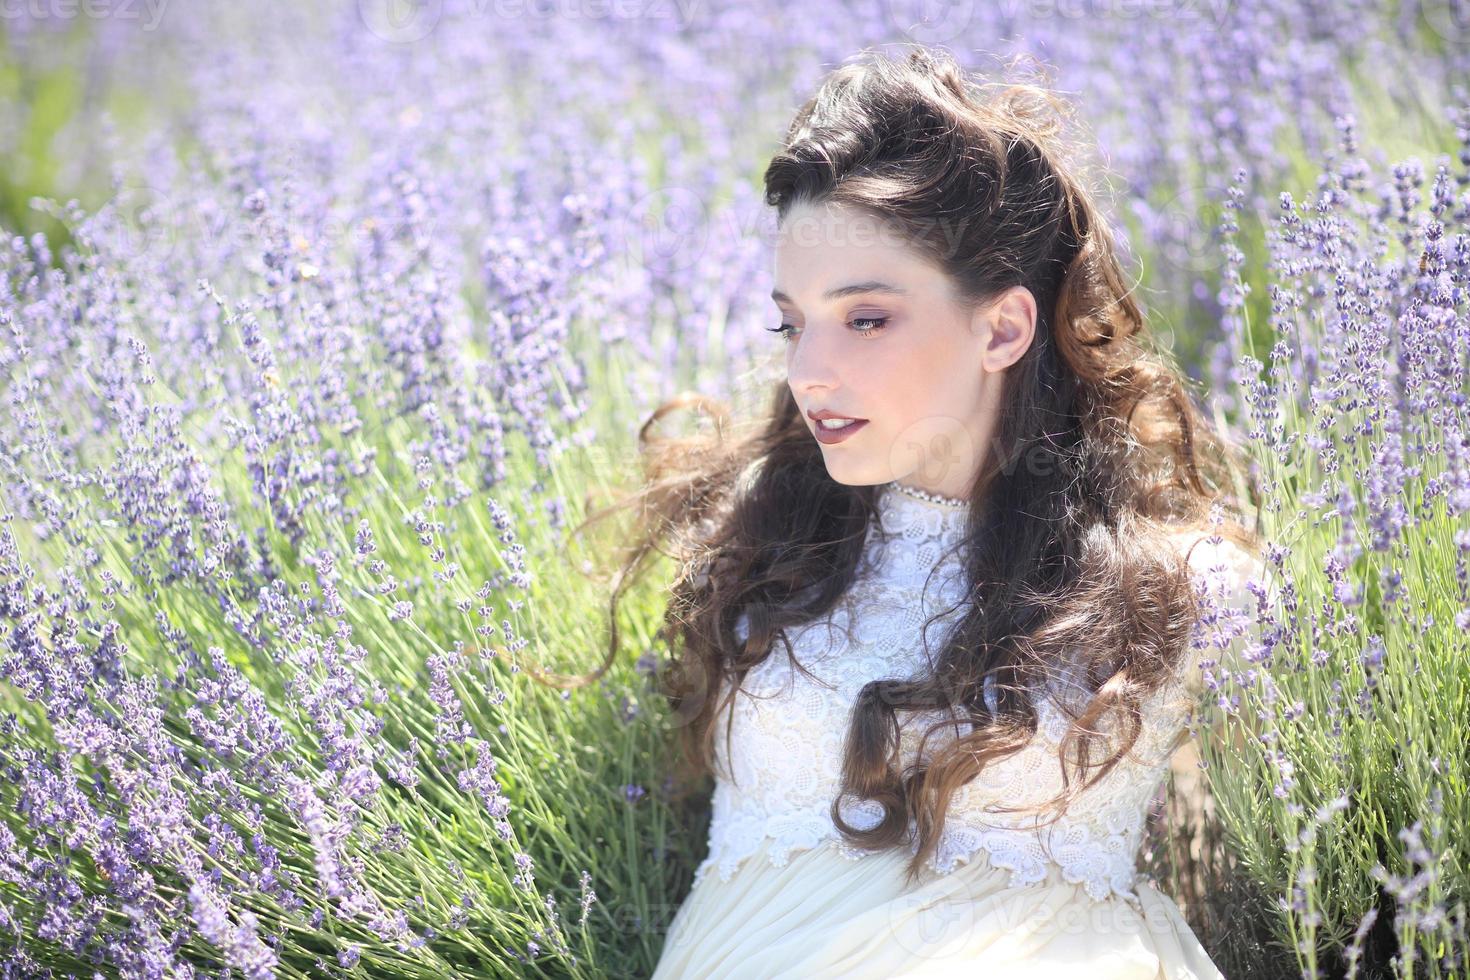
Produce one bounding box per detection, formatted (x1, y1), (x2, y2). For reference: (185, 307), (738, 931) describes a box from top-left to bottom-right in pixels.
(813, 418), (869, 445)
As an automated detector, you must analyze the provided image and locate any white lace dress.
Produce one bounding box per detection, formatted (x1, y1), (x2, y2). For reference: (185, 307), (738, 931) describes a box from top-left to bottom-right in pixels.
(652, 483), (1265, 979)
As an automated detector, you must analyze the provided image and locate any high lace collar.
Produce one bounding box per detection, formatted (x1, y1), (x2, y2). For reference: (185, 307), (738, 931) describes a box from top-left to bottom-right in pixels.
(876, 481), (969, 544)
(863, 482), (971, 585)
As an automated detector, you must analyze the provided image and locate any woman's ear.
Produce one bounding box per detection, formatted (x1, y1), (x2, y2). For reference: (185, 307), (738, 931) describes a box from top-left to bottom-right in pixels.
(974, 286), (1036, 373)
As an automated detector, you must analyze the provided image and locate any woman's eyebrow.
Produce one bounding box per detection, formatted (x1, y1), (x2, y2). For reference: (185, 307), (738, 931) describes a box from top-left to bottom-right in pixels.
(770, 280), (909, 304)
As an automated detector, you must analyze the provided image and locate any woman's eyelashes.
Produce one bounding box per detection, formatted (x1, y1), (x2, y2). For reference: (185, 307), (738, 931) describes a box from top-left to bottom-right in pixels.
(765, 316), (891, 342)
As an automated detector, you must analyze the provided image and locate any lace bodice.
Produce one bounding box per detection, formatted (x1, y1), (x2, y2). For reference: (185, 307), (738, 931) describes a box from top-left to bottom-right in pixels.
(693, 483), (1266, 904)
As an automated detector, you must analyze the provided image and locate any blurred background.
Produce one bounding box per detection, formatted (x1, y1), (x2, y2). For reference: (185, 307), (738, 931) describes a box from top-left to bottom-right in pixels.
(1, 1), (1467, 977)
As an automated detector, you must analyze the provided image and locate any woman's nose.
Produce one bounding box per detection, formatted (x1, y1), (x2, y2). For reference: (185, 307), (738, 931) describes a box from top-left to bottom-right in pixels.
(785, 324), (842, 393)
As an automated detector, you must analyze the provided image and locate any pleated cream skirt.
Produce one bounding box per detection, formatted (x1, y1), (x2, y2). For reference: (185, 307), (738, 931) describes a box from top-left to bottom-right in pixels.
(651, 836), (1225, 979)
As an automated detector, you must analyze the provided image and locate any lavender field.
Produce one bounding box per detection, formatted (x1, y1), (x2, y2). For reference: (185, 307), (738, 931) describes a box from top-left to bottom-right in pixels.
(2, 1), (1469, 976)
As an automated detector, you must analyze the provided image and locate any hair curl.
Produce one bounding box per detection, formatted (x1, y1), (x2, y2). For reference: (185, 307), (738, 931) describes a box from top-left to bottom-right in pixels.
(542, 44), (1262, 888)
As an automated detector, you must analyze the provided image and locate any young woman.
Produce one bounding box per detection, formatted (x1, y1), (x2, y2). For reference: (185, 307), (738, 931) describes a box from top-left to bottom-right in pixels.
(579, 44), (1267, 978)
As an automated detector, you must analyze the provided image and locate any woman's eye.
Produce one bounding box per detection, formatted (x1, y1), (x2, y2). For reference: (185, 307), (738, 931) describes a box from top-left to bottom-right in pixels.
(764, 317), (890, 342)
(766, 323), (799, 341)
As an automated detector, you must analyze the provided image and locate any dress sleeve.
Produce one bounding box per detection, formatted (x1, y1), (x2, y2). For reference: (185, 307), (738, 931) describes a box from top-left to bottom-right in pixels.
(1171, 530), (1271, 701)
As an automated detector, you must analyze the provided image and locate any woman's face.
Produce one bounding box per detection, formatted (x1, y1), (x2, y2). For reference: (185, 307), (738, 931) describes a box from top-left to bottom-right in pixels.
(771, 199), (1036, 499)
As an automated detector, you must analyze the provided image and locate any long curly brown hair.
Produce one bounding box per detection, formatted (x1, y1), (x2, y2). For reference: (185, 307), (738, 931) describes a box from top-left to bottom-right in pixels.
(541, 44), (1262, 888)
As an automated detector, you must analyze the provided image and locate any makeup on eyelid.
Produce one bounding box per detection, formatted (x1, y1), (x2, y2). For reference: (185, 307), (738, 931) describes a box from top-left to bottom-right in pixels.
(766, 314), (891, 342)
